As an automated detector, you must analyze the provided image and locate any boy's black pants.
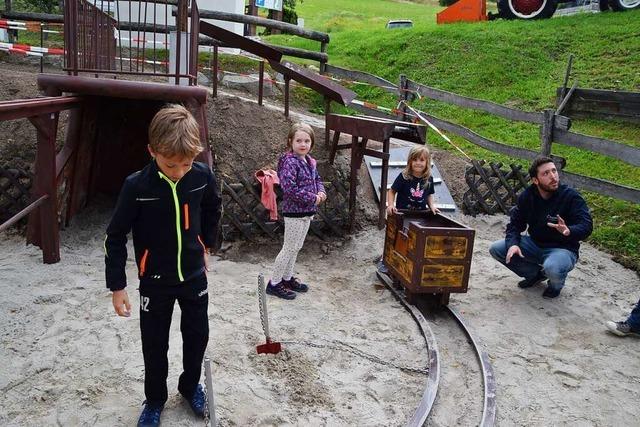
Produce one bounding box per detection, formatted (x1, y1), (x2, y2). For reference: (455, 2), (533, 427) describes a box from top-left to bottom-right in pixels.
(139, 275), (209, 406)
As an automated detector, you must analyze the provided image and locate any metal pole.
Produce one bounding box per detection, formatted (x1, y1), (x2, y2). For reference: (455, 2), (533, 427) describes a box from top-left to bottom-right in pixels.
(258, 60), (264, 106)
(203, 357), (217, 427)
(40, 23), (44, 73)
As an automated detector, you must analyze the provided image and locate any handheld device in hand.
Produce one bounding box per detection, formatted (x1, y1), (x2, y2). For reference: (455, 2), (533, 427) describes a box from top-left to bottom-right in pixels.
(546, 215), (558, 224)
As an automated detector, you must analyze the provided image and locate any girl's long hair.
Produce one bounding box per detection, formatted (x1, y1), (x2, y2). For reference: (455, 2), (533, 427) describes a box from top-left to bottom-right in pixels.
(286, 123), (315, 151)
(401, 146), (432, 188)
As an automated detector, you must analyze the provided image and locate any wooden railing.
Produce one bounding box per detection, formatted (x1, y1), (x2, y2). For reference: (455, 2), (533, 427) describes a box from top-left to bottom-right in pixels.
(0, 96), (83, 263)
(324, 64), (640, 205)
(194, 9), (330, 71)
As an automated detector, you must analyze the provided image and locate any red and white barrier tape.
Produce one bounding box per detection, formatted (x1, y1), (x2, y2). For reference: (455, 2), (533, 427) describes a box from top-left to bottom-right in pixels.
(116, 56), (168, 66)
(0, 46), (43, 57)
(0, 41), (62, 55)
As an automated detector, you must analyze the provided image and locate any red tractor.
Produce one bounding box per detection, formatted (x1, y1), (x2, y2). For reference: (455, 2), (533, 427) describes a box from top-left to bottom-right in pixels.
(496, 0), (639, 19)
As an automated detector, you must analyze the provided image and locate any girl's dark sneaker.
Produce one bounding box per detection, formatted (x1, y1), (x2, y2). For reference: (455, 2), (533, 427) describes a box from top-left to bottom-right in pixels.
(266, 281), (296, 299)
(283, 277), (309, 292)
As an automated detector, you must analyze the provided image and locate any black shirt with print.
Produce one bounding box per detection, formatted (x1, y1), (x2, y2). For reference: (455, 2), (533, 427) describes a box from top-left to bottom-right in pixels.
(391, 174), (435, 210)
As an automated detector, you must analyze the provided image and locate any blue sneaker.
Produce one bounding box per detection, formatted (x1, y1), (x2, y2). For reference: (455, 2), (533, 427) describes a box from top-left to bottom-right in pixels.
(184, 384), (207, 418)
(137, 403), (163, 427)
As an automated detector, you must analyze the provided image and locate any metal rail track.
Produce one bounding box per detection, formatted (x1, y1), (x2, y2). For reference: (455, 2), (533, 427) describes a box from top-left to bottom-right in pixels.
(377, 272), (497, 427)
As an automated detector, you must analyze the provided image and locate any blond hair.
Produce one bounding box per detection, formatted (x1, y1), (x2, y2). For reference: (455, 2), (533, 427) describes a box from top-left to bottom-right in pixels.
(286, 123), (315, 151)
(402, 146), (432, 187)
(148, 104), (203, 158)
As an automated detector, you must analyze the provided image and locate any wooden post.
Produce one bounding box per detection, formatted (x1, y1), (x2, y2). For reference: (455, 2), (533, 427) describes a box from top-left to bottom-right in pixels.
(379, 137), (390, 229)
(558, 54), (574, 107)
(324, 97), (331, 148)
(247, 3), (258, 36)
(258, 60), (264, 106)
(284, 76), (290, 117)
(212, 45), (218, 98)
(28, 112), (60, 264)
(320, 42), (327, 74)
(271, 9), (283, 35)
(348, 136), (360, 232)
(398, 74), (408, 121)
(540, 109), (555, 157)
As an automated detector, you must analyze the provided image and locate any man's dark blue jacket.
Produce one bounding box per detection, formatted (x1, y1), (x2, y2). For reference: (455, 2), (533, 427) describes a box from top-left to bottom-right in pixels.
(506, 184), (593, 257)
(105, 161), (221, 291)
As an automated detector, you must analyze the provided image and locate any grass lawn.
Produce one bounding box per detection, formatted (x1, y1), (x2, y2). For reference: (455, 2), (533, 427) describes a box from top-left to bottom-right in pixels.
(265, 3), (640, 271)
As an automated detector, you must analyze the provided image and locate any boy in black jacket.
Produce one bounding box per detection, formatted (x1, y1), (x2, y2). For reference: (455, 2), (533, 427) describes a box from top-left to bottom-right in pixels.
(489, 156), (592, 299)
(105, 105), (221, 426)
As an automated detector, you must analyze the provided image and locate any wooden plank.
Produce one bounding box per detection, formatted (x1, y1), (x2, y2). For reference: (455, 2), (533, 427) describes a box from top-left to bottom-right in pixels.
(407, 80), (543, 124)
(556, 87), (640, 123)
(554, 129), (640, 167)
(561, 171), (640, 204)
(324, 64), (398, 94)
(197, 9), (329, 42)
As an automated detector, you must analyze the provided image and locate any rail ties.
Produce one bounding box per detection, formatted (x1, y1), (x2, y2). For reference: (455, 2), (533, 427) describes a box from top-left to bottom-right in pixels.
(377, 272), (496, 427)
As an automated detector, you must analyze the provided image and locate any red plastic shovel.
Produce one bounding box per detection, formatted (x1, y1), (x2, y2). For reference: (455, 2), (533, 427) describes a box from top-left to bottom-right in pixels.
(256, 274), (282, 354)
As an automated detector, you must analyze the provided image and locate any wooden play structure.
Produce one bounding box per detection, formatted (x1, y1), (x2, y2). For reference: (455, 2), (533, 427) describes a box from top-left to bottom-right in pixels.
(0, 0), (358, 263)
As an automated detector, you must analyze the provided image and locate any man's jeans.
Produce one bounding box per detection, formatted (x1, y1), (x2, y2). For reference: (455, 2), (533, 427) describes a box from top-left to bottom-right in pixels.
(489, 236), (577, 291)
(627, 299), (640, 330)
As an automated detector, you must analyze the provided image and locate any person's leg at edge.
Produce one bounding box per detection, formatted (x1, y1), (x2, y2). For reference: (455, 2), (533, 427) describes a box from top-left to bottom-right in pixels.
(540, 248), (577, 295)
(140, 286), (176, 407)
(489, 236), (544, 281)
(177, 278), (209, 401)
(626, 299), (640, 331)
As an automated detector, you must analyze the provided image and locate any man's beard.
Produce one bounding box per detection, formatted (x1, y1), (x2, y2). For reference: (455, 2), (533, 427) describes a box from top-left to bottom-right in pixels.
(538, 181), (559, 193)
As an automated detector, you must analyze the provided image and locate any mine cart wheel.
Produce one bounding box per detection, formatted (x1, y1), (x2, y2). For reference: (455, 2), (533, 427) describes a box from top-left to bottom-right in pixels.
(405, 290), (417, 305)
(609, 0), (640, 10)
(497, 0), (559, 19)
(439, 293), (451, 306)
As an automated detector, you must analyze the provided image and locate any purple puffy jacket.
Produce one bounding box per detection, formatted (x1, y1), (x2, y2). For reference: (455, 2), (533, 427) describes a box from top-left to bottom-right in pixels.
(277, 151), (325, 215)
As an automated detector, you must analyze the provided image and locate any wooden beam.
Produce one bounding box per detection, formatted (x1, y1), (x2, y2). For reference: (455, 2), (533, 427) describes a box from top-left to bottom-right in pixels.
(406, 79), (544, 124)
(554, 129), (640, 167)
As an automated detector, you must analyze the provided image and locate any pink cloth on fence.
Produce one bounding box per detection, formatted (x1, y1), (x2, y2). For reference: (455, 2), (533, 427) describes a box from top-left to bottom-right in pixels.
(255, 169), (280, 221)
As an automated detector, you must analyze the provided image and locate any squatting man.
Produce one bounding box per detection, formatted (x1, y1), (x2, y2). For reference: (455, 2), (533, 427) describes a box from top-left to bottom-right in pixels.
(489, 156), (593, 299)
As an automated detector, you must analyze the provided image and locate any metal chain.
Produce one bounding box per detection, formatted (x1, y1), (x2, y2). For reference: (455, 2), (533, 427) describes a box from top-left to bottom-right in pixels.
(256, 274), (426, 375)
(280, 339), (429, 375)
(258, 274), (267, 338)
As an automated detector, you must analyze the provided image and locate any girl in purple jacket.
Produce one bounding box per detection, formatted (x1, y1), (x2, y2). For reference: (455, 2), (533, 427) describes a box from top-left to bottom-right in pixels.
(267, 123), (327, 299)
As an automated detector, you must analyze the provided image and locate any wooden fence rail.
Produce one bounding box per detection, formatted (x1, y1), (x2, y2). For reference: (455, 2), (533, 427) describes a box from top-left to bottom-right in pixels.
(325, 64), (398, 95)
(406, 79), (544, 124)
(328, 64), (640, 207)
(556, 87), (640, 124)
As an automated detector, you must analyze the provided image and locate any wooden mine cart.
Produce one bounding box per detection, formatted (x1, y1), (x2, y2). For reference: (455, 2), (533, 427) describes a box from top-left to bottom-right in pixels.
(383, 211), (475, 305)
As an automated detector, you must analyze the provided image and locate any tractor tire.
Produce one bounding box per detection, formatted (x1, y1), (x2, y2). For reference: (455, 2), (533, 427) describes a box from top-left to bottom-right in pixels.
(497, 0), (559, 19)
(608, 0), (640, 10)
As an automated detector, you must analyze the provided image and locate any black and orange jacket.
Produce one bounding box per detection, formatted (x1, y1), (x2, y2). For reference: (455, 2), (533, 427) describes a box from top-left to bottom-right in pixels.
(105, 161), (221, 291)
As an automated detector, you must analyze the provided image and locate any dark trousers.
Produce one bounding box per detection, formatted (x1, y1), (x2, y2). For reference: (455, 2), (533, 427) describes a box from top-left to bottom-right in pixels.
(139, 276), (209, 406)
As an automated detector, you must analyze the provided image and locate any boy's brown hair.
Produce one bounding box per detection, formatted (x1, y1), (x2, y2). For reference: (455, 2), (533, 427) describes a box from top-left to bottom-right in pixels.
(286, 123), (315, 151)
(148, 104), (203, 158)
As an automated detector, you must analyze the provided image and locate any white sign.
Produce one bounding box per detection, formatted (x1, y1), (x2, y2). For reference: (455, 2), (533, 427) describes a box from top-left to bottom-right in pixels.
(255, 0), (283, 12)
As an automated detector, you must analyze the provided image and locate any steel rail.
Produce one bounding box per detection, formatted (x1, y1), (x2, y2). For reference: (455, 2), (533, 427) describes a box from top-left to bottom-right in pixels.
(377, 272), (439, 426)
(377, 272), (497, 427)
(445, 306), (497, 427)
